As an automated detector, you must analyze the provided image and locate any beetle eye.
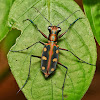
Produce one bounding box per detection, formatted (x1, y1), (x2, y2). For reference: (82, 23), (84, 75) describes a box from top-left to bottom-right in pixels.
(48, 26), (51, 30)
(58, 27), (61, 31)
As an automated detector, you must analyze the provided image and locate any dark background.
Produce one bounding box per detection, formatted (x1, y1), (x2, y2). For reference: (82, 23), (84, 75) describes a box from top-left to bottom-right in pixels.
(0, 0), (100, 100)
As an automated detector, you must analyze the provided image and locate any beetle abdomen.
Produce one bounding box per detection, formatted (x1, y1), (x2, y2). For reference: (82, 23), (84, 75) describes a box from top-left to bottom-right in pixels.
(41, 43), (59, 77)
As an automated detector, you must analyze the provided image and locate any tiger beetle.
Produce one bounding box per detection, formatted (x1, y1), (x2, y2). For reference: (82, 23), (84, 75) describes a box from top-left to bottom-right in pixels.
(10, 7), (95, 100)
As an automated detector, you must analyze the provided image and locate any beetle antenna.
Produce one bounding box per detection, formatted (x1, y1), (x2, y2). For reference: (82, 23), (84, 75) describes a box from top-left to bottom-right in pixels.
(32, 6), (52, 26)
(57, 10), (80, 26)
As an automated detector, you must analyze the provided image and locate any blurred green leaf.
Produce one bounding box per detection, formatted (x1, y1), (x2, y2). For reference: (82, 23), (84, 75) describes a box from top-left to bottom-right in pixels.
(2, 29), (21, 52)
(0, 0), (15, 41)
(83, 0), (100, 45)
(0, 29), (20, 81)
(7, 0), (96, 100)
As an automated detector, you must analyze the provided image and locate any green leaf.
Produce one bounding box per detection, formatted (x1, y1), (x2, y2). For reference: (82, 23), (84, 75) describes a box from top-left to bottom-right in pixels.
(83, 0), (100, 45)
(0, 0), (15, 41)
(7, 0), (97, 100)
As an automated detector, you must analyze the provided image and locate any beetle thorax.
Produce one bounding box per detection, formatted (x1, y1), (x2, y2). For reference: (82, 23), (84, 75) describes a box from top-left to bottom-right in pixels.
(49, 33), (57, 42)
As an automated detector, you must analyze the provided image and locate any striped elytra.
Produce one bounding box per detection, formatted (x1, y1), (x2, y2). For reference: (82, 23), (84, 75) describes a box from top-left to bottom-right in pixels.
(41, 42), (59, 77)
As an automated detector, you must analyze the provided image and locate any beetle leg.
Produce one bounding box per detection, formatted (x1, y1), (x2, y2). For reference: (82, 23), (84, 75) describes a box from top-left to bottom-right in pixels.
(23, 19), (48, 39)
(17, 55), (41, 94)
(10, 41), (44, 52)
(58, 62), (68, 100)
(58, 18), (82, 39)
(59, 48), (96, 66)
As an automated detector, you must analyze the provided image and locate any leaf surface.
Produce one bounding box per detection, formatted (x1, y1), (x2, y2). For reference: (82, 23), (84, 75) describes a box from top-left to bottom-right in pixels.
(7, 0), (96, 100)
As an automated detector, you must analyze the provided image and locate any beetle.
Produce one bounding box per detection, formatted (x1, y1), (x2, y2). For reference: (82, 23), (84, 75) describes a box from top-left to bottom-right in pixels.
(10, 7), (95, 100)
